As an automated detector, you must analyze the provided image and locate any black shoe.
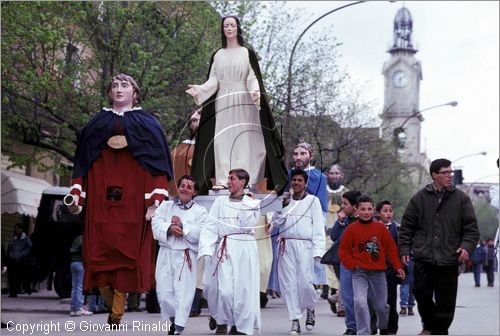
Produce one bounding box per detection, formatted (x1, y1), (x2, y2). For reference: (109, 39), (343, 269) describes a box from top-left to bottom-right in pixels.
(229, 326), (237, 335)
(189, 310), (201, 317)
(343, 329), (357, 335)
(408, 307), (414, 316)
(260, 292), (268, 308)
(327, 296), (337, 314)
(380, 330), (388, 335)
(209, 317), (217, 330)
(168, 322), (176, 335)
(305, 309), (315, 331)
(215, 324), (227, 335)
(320, 285), (329, 299)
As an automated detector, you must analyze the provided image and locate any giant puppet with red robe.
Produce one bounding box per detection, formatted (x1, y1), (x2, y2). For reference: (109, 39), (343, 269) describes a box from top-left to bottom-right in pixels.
(67, 74), (173, 325)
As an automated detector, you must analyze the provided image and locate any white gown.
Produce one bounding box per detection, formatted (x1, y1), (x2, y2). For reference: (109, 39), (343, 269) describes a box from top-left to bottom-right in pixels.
(151, 201), (208, 328)
(198, 195), (261, 335)
(271, 194), (326, 320)
(192, 47), (266, 187)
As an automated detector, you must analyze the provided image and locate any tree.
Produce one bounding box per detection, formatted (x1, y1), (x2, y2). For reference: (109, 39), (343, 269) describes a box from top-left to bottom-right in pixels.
(2, 2), (221, 174)
(473, 198), (498, 240)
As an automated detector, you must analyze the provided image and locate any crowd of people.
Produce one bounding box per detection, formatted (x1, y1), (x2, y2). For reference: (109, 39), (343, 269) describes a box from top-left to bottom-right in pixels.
(5, 14), (496, 336)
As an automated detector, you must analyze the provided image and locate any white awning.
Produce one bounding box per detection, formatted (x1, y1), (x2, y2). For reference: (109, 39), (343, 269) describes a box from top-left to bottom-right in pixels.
(1, 169), (52, 217)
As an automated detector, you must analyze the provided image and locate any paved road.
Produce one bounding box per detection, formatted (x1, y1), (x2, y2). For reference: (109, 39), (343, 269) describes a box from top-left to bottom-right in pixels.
(1, 272), (498, 335)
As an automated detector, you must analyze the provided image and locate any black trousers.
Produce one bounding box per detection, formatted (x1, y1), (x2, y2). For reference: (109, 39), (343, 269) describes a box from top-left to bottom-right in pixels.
(385, 267), (399, 334)
(413, 261), (459, 335)
(483, 260), (495, 285)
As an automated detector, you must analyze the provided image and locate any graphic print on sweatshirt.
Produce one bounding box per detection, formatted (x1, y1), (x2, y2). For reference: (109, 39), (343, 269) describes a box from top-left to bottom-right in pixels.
(358, 236), (380, 261)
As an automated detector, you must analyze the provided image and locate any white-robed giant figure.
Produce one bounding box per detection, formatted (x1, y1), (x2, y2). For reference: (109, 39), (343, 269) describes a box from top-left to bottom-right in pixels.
(198, 169), (261, 335)
(151, 176), (208, 335)
(271, 169), (325, 334)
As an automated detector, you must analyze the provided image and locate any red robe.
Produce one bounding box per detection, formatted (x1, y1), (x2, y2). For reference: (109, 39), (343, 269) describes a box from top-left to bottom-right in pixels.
(71, 146), (168, 292)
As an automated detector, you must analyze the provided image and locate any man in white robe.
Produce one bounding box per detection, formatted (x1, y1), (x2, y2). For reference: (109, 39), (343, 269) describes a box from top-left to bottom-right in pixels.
(271, 169), (325, 335)
(152, 176), (208, 335)
(198, 169), (261, 335)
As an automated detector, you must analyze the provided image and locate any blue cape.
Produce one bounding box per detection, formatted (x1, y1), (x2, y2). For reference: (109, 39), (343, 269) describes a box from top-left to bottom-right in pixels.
(72, 108), (173, 179)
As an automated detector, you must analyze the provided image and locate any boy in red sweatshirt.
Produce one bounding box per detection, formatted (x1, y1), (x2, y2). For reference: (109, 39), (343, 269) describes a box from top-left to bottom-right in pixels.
(339, 195), (405, 335)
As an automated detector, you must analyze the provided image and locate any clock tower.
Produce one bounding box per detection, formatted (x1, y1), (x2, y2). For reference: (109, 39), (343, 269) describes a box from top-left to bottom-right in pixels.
(381, 7), (424, 170)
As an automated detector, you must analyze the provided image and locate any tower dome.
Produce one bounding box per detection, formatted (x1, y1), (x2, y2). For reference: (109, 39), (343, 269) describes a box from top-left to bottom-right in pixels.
(389, 6), (417, 54)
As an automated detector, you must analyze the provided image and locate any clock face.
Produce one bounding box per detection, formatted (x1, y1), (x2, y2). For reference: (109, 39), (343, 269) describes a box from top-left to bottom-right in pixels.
(392, 70), (409, 88)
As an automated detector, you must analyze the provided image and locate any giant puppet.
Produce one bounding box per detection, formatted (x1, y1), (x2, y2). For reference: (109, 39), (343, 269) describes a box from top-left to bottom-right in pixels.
(66, 74), (173, 326)
(186, 15), (287, 195)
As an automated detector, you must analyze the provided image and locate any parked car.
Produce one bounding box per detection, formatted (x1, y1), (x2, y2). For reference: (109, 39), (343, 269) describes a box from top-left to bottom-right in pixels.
(30, 187), (83, 298)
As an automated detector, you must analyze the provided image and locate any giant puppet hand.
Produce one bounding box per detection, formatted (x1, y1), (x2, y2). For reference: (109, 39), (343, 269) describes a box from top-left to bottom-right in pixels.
(64, 194), (82, 215)
(185, 85), (197, 98)
(145, 199), (160, 221)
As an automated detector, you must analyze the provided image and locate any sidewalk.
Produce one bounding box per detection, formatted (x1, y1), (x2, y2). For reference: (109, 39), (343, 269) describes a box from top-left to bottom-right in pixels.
(1, 272), (498, 335)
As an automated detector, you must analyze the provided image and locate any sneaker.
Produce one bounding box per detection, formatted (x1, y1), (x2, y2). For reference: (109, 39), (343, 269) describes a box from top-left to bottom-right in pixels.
(337, 309), (345, 317)
(78, 308), (93, 316)
(408, 307), (414, 316)
(399, 307), (407, 316)
(70, 308), (93, 316)
(305, 309), (315, 331)
(289, 319), (301, 335)
(343, 329), (357, 335)
(418, 330), (432, 335)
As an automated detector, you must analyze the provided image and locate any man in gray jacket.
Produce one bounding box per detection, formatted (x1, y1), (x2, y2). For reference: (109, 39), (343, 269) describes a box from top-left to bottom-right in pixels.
(399, 158), (479, 335)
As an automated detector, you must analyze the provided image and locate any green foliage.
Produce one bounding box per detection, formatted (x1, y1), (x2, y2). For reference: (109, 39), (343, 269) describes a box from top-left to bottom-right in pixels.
(473, 198), (499, 240)
(2, 1), (220, 172)
(2, 0), (414, 203)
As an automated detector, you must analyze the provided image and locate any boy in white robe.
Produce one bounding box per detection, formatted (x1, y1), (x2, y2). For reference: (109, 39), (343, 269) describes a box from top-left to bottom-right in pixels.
(152, 176), (208, 335)
(271, 169), (325, 335)
(198, 168), (261, 335)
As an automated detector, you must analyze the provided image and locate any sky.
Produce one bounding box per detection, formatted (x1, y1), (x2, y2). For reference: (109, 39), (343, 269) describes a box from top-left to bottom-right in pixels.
(285, 1), (499, 184)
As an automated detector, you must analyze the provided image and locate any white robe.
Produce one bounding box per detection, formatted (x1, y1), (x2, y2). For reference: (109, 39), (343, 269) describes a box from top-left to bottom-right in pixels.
(271, 194), (325, 320)
(151, 201), (208, 327)
(192, 47), (266, 187)
(198, 195), (261, 335)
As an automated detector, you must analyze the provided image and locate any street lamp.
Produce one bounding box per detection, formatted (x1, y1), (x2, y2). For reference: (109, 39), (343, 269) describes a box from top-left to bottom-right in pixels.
(284, 1), (366, 155)
(451, 151), (487, 185)
(393, 101), (458, 148)
(452, 151), (487, 164)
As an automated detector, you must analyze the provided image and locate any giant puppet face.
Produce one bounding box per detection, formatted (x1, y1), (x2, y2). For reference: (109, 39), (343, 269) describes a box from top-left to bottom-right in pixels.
(292, 146), (311, 170)
(109, 79), (136, 109)
(223, 17), (238, 41)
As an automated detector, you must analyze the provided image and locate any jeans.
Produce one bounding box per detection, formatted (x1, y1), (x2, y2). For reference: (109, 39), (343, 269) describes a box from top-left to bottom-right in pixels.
(88, 291), (107, 312)
(472, 263), (482, 286)
(352, 269), (389, 335)
(70, 261), (84, 311)
(400, 258), (415, 308)
(340, 263), (356, 331)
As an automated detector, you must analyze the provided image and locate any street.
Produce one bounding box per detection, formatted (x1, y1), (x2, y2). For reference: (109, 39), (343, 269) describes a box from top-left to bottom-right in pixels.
(1, 272), (498, 335)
